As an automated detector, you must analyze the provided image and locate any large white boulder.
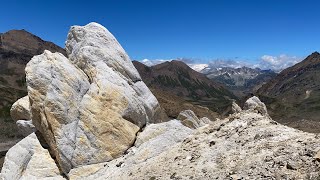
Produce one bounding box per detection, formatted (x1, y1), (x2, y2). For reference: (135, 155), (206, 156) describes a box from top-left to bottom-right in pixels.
(65, 22), (163, 125)
(0, 133), (63, 180)
(25, 22), (163, 174)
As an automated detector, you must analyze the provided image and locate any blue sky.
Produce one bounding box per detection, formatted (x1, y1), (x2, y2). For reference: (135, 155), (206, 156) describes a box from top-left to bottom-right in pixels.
(1, 0), (320, 69)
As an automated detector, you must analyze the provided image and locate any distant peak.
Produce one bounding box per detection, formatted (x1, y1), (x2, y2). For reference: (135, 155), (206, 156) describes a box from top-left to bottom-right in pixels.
(5, 29), (31, 34)
(169, 60), (191, 68)
(306, 51), (320, 59)
(0, 29), (65, 56)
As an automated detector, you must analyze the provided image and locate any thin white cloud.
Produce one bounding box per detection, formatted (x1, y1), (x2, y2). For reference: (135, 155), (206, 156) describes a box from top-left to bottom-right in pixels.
(187, 63), (208, 72)
(137, 54), (304, 73)
(203, 55), (303, 72)
(206, 59), (251, 69)
(258, 54), (303, 72)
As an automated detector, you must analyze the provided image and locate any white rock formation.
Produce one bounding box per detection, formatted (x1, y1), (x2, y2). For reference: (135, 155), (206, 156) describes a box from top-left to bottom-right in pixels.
(66, 22), (163, 126)
(67, 97), (320, 179)
(0, 133), (63, 180)
(10, 96), (31, 121)
(177, 110), (210, 129)
(25, 22), (163, 174)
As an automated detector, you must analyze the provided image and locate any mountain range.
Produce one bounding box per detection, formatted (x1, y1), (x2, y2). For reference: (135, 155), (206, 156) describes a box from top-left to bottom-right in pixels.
(133, 60), (237, 118)
(201, 66), (277, 97)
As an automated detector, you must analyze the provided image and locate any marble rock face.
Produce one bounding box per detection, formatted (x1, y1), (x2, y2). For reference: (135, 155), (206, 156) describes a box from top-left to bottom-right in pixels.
(25, 22), (163, 174)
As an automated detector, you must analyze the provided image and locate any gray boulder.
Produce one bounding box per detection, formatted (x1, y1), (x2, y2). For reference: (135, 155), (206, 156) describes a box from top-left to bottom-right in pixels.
(10, 96), (36, 137)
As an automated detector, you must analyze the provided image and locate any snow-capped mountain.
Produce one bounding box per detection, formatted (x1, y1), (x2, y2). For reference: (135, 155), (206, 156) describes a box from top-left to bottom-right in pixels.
(201, 66), (277, 97)
(187, 63), (208, 72)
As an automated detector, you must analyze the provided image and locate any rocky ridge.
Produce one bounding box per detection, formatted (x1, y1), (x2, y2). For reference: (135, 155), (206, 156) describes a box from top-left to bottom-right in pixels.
(66, 97), (320, 179)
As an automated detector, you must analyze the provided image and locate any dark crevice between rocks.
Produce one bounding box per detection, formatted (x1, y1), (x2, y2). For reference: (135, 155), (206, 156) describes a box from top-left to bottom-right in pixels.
(125, 122), (147, 155)
(84, 70), (92, 85)
(111, 118), (147, 170)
